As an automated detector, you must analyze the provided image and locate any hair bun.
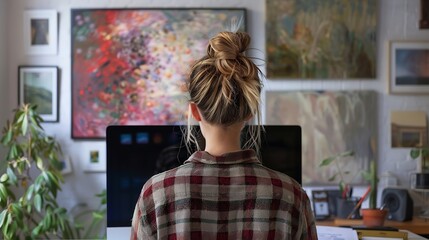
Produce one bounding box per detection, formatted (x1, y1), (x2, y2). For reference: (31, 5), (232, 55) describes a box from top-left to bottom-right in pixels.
(207, 32), (250, 60)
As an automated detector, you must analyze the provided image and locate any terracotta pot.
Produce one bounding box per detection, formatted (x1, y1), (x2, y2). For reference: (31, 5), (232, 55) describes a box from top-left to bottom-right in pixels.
(361, 208), (388, 227)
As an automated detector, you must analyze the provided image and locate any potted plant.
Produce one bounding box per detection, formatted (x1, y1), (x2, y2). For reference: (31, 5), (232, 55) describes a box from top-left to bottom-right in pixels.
(360, 159), (387, 227)
(0, 104), (106, 239)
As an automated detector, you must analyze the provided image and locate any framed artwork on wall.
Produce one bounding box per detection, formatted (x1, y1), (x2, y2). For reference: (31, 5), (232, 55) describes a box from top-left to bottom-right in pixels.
(388, 41), (429, 94)
(23, 10), (58, 55)
(71, 8), (246, 139)
(18, 66), (59, 122)
(266, 90), (377, 185)
(391, 111), (427, 148)
(81, 143), (106, 173)
(265, 0), (377, 79)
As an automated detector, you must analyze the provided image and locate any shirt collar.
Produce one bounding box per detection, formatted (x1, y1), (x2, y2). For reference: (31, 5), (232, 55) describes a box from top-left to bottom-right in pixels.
(184, 149), (261, 165)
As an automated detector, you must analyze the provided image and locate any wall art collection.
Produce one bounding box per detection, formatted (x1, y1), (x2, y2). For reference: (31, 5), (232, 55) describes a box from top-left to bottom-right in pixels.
(20, 2), (428, 179)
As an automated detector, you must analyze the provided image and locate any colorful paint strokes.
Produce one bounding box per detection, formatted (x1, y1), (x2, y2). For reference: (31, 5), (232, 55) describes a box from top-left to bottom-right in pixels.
(71, 9), (245, 138)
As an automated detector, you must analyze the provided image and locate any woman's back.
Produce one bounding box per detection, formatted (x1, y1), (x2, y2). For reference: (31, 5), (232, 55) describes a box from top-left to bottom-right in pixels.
(131, 150), (316, 239)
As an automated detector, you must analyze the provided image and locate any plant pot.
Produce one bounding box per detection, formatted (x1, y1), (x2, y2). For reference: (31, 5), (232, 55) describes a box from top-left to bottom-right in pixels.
(361, 208), (388, 227)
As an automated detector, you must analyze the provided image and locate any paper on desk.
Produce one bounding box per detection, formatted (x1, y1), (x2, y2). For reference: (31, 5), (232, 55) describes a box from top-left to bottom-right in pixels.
(316, 226), (359, 240)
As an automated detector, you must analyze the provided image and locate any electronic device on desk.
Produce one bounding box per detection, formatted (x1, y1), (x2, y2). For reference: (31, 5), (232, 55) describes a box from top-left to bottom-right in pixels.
(106, 125), (302, 239)
(382, 188), (414, 221)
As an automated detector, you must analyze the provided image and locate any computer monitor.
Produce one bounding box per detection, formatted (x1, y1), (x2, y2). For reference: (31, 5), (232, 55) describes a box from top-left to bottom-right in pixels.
(106, 125), (301, 232)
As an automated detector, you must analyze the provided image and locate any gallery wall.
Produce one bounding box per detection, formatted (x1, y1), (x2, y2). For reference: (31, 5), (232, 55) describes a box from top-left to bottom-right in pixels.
(2, 0), (429, 210)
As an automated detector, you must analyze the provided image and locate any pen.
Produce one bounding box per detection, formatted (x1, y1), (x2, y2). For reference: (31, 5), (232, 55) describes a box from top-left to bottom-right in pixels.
(347, 186), (371, 219)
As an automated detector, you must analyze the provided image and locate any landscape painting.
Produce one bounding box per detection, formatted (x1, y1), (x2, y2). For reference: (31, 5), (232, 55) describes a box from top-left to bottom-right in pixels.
(389, 41), (429, 94)
(266, 0), (377, 79)
(266, 91), (377, 185)
(18, 66), (58, 122)
(71, 9), (246, 139)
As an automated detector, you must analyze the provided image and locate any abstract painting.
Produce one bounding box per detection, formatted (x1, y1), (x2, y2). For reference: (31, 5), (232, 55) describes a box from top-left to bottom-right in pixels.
(71, 9), (246, 139)
(266, 91), (377, 185)
(266, 0), (376, 79)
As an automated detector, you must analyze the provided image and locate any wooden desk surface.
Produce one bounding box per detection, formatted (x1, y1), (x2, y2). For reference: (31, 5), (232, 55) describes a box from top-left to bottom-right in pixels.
(316, 217), (429, 235)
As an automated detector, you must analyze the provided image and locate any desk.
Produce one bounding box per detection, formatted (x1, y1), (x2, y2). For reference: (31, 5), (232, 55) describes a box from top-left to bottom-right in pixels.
(316, 217), (429, 235)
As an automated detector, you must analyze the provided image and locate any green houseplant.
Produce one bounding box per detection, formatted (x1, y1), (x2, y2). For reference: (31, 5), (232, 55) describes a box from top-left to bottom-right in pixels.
(0, 104), (106, 239)
(410, 146), (429, 173)
(359, 138), (387, 227)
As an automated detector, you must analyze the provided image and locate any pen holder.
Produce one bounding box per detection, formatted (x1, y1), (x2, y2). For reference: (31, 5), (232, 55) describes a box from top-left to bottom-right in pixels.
(336, 197), (361, 219)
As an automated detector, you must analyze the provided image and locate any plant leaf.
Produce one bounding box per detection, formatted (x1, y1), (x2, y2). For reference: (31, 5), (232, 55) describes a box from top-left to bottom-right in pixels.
(410, 149), (420, 159)
(328, 173), (338, 181)
(0, 128), (12, 145)
(34, 194), (42, 212)
(319, 157), (335, 167)
(0, 184), (8, 200)
(21, 114), (28, 136)
(422, 148), (429, 157)
(26, 185), (35, 201)
(0, 210), (7, 228)
(339, 151), (354, 157)
(6, 168), (17, 185)
(36, 157), (44, 171)
(0, 174), (8, 183)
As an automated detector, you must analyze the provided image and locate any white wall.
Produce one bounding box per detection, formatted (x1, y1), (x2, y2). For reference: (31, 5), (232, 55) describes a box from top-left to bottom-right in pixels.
(0, 0), (9, 163)
(3, 0), (429, 210)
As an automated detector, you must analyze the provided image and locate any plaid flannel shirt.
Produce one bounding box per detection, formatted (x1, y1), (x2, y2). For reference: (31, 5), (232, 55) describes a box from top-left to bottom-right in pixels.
(131, 150), (317, 240)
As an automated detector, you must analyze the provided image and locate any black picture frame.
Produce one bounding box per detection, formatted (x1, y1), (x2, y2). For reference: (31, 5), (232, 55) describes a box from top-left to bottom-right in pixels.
(18, 66), (59, 122)
(312, 190), (330, 219)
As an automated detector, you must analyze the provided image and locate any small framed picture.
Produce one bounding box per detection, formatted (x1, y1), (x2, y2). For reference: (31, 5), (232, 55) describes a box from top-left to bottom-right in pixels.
(391, 111), (427, 148)
(312, 190), (330, 219)
(84, 147), (106, 173)
(18, 66), (59, 122)
(24, 10), (58, 55)
(388, 41), (429, 94)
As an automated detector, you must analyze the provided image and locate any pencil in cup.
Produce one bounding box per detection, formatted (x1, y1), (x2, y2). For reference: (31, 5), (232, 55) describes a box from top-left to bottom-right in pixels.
(347, 186), (371, 219)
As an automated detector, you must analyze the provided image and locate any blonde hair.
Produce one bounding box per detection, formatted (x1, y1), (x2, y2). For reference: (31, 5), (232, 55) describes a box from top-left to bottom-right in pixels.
(186, 31), (263, 152)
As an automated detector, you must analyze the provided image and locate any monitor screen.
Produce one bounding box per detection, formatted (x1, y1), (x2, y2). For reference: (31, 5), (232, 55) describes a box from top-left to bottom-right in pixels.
(106, 125), (301, 227)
